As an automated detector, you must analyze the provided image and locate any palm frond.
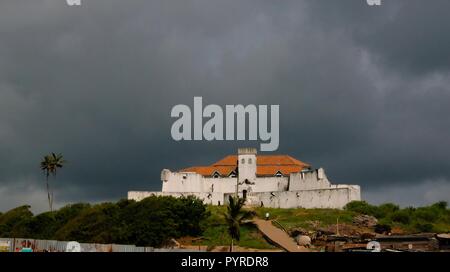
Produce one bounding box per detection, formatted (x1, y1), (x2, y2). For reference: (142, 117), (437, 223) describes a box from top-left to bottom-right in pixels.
(224, 195), (254, 242)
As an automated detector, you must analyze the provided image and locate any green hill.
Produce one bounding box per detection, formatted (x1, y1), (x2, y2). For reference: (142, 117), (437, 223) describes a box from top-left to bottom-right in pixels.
(1, 198), (449, 250)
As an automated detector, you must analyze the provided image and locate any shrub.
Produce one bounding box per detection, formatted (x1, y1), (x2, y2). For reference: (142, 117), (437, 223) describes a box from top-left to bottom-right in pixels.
(344, 201), (380, 217)
(431, 201), (447, 210)
(414, 222), (434, 233)
(378, 203), (400, 218)
(414, 208), (439, 223)
(390, 210), (412, 225)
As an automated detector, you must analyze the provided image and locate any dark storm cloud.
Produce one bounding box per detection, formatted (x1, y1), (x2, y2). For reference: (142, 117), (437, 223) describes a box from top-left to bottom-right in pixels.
(306, 0), (450, 75)
(0, 0), (450, 212)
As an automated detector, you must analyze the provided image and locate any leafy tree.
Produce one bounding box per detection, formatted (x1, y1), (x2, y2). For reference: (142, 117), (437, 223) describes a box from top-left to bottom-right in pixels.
(120, 196), (181, 246)
(54, 203), (91, 224)
(54, 202), (120, 243)
(23, 203), (91, 239)
(0, 205), (34, 237)
(174, 195), (210, 236)
(431, 201), (447, 210)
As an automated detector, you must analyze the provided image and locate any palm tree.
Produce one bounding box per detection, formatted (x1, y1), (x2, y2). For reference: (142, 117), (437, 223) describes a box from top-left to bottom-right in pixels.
(40, 153), (66, 211)
(223, 195), (255, 252)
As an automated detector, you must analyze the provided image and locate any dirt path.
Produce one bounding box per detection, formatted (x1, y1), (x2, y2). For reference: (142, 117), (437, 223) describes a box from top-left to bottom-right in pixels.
(254, 219), (309, 252)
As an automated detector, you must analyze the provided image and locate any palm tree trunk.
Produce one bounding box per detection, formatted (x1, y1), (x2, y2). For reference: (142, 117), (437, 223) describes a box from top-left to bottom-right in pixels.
(230, 239), (233, 252)
(50, 173), (56, 212)
(50, 188), (54, 212)
(46, 172), (52, 212)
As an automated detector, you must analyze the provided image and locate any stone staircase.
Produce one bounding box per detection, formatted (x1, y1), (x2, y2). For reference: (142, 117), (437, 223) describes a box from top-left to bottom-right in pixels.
(253, 218), (309, 252)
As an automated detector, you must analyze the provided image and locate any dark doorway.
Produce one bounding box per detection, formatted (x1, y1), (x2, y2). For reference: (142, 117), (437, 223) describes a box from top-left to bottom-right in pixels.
(243, 190), (247, 200)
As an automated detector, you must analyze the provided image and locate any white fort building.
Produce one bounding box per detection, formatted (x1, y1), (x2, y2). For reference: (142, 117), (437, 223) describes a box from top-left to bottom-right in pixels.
(128, 148), (361, 209)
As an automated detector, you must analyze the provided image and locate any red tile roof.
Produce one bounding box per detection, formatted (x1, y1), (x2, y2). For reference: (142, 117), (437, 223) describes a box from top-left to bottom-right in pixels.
(179, 155), (311, 177)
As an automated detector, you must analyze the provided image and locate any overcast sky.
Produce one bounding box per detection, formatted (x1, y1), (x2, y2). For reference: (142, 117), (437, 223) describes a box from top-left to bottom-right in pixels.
(1, 0), (450, 213)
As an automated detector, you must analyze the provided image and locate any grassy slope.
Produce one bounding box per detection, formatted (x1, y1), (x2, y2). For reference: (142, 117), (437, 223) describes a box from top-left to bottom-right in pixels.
(196, 204), (450, 249)
(195, 206), (277, 249)
(255, 207), (356, 230)
(194, 206), (356, 249)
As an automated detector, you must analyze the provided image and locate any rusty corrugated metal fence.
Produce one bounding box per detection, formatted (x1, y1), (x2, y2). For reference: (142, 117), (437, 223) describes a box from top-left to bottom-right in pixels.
(0, 238), (202, 252)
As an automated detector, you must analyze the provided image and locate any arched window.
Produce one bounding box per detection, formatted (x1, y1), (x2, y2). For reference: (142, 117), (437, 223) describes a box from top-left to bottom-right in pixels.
(241, 158), (245, 164)
(248, 158), (252, 164)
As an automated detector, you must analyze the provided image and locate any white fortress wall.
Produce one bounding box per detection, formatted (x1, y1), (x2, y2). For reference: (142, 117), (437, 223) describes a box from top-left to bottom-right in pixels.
(346, 185), (361, 201)
(161, 169), (289, 194)
(162, 170), (239, 193)
(161, 170), (207, 193)
(240, 186), (361, 209)
(129, 184), (361, 209)
(288, 168), (332, 191)
(202, 177), (238, 193)
(248, 177), (288, 192)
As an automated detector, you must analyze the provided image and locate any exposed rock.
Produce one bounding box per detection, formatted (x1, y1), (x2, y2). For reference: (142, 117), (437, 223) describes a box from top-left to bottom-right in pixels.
(353, 215), (378, 228)
(296, 235), (312, 247)
(306, 220), (321, 229)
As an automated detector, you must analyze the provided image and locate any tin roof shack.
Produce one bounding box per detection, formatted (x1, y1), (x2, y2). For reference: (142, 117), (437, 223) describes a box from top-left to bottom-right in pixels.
(436, 234), (450, 251)
(319, 235), (369, 252)
(320, 234), (441, 252)
(374, 234), (439, 252)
